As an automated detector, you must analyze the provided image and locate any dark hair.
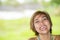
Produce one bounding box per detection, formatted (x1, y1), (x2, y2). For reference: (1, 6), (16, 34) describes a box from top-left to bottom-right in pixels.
(30, 11), (52, 36)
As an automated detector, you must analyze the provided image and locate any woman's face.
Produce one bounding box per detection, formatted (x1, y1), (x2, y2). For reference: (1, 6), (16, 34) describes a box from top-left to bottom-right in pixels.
(34, 14), (50, 34)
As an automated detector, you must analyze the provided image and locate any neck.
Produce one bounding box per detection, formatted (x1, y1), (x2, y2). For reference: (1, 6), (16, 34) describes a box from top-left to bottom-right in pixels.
(39, 32), (51, 40)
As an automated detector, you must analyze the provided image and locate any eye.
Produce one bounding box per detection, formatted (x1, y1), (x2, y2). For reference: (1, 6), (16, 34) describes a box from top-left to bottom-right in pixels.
(43, 17), (47, 20)
(34, 21), (39, 23)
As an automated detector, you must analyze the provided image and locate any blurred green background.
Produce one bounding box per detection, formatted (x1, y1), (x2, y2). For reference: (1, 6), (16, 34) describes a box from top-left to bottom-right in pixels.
(0, 0), (60, 40)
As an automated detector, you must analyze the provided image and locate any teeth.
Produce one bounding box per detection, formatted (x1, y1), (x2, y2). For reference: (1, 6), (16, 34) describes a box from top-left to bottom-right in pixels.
(40, 26), (47, 31)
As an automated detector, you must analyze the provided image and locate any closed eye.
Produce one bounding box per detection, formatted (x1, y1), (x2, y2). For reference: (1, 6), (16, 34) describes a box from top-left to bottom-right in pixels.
(34, 21), (39, 23)
(43, 17), (47, 20)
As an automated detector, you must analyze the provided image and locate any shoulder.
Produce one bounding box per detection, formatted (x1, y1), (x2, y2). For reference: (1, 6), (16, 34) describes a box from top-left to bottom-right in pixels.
(52, 35), (60, 40)
(54, 35), (60, 40)
(28, 37), (37, 40)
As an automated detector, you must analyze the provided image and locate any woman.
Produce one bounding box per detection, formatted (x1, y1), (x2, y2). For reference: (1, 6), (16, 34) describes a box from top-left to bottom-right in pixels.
(29, 11), (54, 40)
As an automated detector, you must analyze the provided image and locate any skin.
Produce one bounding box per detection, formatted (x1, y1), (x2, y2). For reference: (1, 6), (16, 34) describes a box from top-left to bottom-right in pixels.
(54, 35), (60, 40)
(34, 14), (51, 40)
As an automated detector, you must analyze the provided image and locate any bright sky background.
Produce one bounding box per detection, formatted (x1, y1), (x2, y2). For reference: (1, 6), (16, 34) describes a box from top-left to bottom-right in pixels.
(17, 0), (25, 4)
(44, 0), (51, 2)
(0, 0), (51, 20)
(0, 11), (24, 20)
(0, 10), (35, 20)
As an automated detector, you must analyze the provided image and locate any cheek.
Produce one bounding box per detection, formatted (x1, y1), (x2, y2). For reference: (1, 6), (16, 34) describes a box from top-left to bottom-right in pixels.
(34, 24), (39, 31)
(34, 24), (39, 29)
(44, 21), (50, 29)
(44, 21), (50, 26)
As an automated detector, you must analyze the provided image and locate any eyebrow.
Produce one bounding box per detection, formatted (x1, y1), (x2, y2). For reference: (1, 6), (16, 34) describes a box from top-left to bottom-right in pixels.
(34, 19), (38, 21)
(34, 16), (47, 21)
(42, 16), (47, 18)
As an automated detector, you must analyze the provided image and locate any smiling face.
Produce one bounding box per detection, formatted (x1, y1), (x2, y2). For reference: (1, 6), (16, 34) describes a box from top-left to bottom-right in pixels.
(34, 14), (51, 34)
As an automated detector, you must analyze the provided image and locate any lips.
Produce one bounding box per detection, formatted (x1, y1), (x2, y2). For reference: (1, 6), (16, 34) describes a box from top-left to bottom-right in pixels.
(39, 26), (47, 31)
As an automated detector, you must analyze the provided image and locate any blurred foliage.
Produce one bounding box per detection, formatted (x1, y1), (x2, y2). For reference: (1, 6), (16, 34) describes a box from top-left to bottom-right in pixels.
(0, 0), (20, 6)
(51, 0), (60, 5)
(0, 0), (60, 5)
(0, 18), (35, 40)
(5, 0), (20, 6)
(51, 16), (60, 35)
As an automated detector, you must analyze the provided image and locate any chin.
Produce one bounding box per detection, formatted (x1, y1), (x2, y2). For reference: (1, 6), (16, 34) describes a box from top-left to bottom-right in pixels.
(39, 31), (49, 34)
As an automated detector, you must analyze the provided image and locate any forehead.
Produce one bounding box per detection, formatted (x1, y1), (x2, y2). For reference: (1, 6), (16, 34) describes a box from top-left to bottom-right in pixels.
(34, 14), (46, 19)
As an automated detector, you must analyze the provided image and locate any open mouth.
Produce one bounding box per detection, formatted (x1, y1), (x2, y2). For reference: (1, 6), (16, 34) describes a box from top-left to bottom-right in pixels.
(39, 26), (47, 31)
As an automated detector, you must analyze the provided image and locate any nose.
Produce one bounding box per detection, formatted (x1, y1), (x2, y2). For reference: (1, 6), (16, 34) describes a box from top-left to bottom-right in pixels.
(39, 21), (44, 26)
